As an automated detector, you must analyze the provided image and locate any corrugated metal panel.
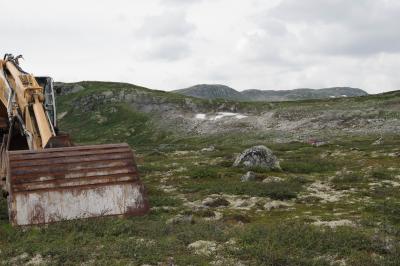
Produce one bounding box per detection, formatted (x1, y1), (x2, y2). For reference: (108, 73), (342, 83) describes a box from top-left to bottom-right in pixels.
(7, 143), (149, 226)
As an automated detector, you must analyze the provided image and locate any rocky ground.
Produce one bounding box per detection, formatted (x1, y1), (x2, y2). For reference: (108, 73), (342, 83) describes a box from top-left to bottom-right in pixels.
(0, 82), (399, 265)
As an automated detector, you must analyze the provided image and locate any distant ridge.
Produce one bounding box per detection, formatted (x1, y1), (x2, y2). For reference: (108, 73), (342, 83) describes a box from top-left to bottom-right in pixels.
(174, 84), (368, 102)
(174, 84), (243, 101)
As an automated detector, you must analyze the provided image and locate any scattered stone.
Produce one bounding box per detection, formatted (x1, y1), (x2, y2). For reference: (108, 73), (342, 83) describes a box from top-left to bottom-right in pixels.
(262, 176), (283, 183)
(184, 194), (267, 211)
(301, 181), (348, 203)
(202, 197), (230, 207)
(26, 254), (49, 266)
(159, 185), (177, 193)
(233, 145), (280, 170)
(223, 194), (266, 210)
(166, 214), (194, 225)
(241, 171), (256, 182)
(201, 145), (215, 152)
(264, 200), (294, 211)
(188, 240), (217, 256)
(388, 152), (400, 158)
(381, 180), (400, 187)
(312, 219), (356, 228)
(223, 238), (239, 251)
(165, 257), (176, 266)
(151, 206), (177, 212)
(314, 255), (347, 266)
(175, 166), (187, 173)
(173, 150), (192, 156)
(10, 253), (29, 264)
(211, 256), (246, 266)
(372, 137), (383, 145)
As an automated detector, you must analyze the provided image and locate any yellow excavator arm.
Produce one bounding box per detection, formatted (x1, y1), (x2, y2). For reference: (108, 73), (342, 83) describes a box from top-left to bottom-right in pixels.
(0, 54), (55, 149)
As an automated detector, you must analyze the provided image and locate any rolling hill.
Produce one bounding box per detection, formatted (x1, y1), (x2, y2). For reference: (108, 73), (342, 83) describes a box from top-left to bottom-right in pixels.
(174, 84), (368, 102)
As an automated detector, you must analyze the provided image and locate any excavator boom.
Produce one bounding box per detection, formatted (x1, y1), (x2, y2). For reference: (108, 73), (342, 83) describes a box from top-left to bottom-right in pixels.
(0, 55), (149, 225)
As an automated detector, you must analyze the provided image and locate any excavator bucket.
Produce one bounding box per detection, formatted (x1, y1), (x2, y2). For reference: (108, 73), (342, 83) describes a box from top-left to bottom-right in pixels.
(6, 143), (149, 226)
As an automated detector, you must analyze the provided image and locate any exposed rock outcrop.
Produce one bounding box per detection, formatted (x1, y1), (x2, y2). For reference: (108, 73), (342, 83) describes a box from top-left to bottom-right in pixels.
(233, 146), (280, 170)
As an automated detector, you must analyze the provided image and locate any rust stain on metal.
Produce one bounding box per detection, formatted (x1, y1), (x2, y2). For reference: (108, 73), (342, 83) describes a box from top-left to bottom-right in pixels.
(7, 143), (149, 226)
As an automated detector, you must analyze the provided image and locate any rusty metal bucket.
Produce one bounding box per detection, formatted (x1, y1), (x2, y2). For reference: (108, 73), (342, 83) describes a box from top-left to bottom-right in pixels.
(6, 143), (149, 226)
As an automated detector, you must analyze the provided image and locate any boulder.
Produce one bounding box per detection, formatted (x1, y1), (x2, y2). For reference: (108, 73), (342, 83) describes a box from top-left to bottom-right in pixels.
(241, 171), (256, 182)
(233, 145), (280, 170)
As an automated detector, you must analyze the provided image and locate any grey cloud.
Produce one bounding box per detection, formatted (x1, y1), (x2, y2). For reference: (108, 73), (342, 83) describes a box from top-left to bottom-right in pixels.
(136, 11), (195, 38)
(269, 0), (376, 24)
(143, 38), (191, 61)
(160, 0), (203, 6)
(134, 10), (195, 61)
(267, 0), (400, 55)
(254, 18), (288, 36)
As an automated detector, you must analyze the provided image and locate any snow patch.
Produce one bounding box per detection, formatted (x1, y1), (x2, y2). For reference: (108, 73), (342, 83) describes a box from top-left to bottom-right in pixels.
(195, 112), (248, 121)
(213, 112), (247, 120)
(195, 113), (206, 120)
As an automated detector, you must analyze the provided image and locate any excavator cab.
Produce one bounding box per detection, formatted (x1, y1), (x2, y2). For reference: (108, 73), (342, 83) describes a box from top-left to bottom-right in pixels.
(0, 54), (149, 226)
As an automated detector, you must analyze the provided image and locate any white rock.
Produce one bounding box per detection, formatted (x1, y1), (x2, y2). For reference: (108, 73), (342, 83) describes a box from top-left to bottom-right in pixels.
(312, 219), (356, 228)
(166, 214), (193, 225)
(26, 254), (46, 266)
(264, 200), (294, 211)
(188, 240), (217, 256)
(262, 176), (283, 183)
(201, 145), (215, 152)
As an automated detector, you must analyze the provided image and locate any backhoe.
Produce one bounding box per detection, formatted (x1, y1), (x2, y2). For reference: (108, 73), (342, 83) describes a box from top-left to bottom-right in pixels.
(0, 54), (149, 226)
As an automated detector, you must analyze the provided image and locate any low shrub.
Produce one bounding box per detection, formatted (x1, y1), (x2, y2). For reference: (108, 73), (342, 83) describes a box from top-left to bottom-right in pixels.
(371, 168), (393, 180)
(188, 167), (219, 179)
(281, 159), (338, 174)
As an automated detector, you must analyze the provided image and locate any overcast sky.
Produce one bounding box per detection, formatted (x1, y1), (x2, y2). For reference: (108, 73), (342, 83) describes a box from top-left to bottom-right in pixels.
(1, 0), (399, 93)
